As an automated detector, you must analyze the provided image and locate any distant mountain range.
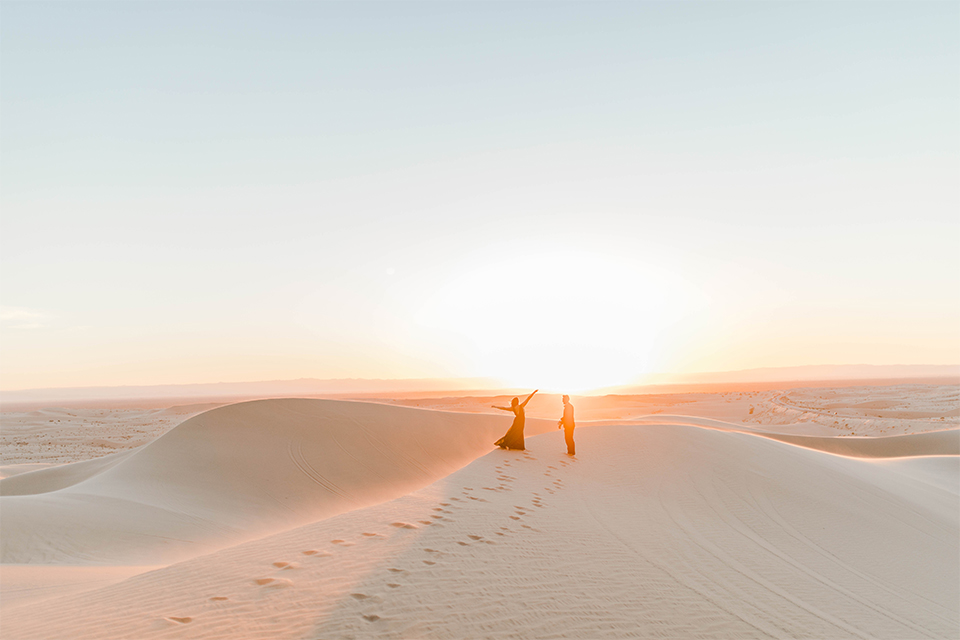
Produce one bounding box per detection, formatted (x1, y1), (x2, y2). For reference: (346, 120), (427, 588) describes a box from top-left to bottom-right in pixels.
(0, 377), (505, 406)
(641, 364), (959, 385)
(2, 365), (956, 408)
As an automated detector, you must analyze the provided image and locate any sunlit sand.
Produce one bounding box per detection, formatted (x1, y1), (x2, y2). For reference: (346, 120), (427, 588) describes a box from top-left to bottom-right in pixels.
(1, 383), (956, 638)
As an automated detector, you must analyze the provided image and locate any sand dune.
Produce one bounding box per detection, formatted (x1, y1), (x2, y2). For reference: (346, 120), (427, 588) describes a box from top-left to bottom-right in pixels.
(0, 399), (555, 564)
(1, 398), (956, 639)
(3, 417), (956, 639)
(628, 414), (960, 457)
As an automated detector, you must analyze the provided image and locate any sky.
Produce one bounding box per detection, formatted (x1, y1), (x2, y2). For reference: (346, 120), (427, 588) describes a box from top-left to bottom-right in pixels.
(1, 1), (958, 392)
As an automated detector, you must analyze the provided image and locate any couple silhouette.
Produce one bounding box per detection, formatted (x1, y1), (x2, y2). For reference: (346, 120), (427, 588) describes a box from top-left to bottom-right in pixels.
(492, 390), (576, 456)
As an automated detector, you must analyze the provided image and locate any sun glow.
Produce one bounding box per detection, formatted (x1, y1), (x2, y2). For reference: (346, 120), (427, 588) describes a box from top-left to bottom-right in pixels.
(416, 245), (704, 392)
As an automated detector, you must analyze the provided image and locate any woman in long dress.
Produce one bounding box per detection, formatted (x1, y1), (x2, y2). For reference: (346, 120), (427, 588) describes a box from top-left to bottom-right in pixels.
(493, 389), (538, 450)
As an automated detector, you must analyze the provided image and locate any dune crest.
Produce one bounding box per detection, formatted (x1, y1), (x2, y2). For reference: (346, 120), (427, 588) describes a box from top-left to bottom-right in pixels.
(627, 414), (960, 457)
(0, 399), (555, 564)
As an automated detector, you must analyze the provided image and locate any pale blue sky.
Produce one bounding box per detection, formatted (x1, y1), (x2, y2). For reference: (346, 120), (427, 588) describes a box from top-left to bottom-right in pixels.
(2, 2), (958, 390)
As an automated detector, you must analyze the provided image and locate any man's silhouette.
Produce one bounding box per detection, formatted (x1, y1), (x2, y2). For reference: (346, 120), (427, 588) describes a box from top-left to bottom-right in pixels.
(558, 394), (575, 455)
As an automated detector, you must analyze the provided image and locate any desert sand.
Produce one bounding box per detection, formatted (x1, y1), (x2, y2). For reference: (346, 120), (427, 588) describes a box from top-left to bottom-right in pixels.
(0, 384), (957, 639)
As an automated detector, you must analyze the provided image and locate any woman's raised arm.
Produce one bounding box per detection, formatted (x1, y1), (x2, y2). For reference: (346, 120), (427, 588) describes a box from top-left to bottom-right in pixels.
(519, 389), (539, 408)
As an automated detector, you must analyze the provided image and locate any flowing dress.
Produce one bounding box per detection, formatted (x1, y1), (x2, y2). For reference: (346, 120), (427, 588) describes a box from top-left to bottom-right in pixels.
(494, 406), (525, 450)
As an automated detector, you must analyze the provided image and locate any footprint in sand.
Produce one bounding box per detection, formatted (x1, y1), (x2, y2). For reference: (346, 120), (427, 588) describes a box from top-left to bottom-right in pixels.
(166, 616), (192, 624)
(423, 560), (436, 565)
(331, 539), (355, 546)
(432, 507), (445, 512)
(390, 522), (418, 529)
(350, 593), (372, 600)
(362, 532), (383, 538)
(431, 515), (444, 520)
(456, 541), (469, 546)
(449, 497), (461, 501)
(387, 583), (401, 588)
(210, 596), (229, 601)
(362, 614), (381, 622)
(273, 561), (300, 570)
(440, 502), (451, 506)
(467, 535), (483, 540)
(424, 548), (439, 553)
(509, 515), (521, 520)
(388, 568), (405, 573)
(255, 578), (293, 588)
(418, 520), (434, 525)
(302, 550), (332, 557)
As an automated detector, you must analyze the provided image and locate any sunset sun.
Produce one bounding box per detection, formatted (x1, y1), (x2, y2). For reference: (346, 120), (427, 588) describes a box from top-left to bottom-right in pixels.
(416, 245), (704, 392)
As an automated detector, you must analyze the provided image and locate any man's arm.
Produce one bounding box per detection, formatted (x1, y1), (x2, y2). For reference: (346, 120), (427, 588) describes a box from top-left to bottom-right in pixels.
(491, 405), (511, 411)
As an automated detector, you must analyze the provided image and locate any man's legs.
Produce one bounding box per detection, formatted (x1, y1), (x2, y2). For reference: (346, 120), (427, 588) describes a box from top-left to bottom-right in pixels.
(564, 427), (575, 455)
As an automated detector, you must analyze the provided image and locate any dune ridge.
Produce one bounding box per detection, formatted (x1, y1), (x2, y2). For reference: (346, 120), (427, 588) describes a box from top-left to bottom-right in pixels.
(0, 399), (556, 564)
(626, 414), (960, 457)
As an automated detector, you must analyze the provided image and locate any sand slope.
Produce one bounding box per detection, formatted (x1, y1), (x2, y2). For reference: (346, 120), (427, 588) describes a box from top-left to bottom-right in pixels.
(0, 399), (555, 564)
(628, 414), (960, 457)
(3, 411), (956, 639)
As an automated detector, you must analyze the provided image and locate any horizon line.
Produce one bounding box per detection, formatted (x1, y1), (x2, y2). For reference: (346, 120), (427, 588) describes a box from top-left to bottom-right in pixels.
(2, 363), (957, 396)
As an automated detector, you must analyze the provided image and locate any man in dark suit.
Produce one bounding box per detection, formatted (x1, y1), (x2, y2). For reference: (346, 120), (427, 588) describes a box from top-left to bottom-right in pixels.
(558, 394), (575, 455)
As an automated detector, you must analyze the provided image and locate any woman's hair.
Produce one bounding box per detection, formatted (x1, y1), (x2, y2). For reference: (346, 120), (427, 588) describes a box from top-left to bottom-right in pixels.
(511, 397), (519, 406)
